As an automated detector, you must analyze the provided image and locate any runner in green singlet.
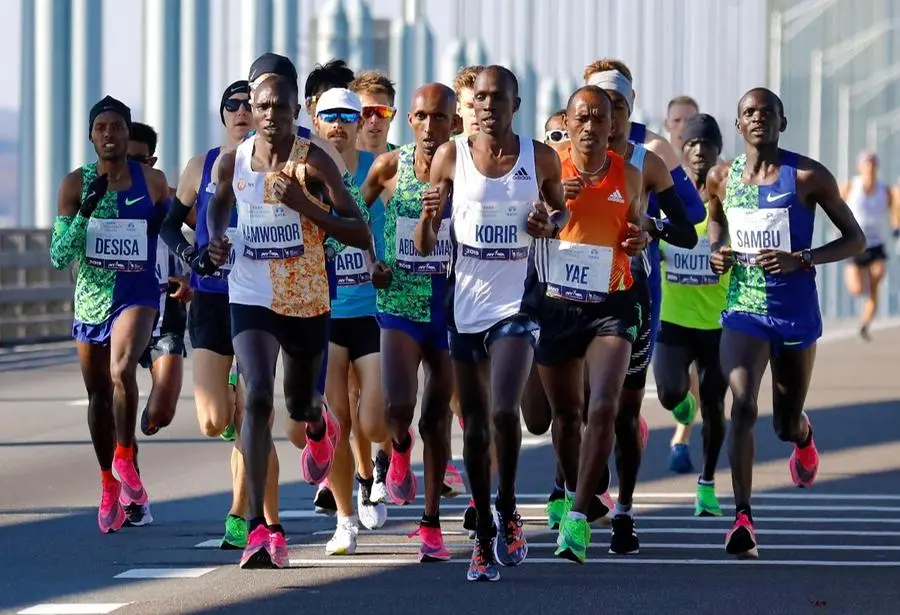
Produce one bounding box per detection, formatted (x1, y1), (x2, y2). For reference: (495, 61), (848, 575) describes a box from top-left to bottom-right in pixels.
(360, 83), (459, 562)
(653, 114), (729, 517)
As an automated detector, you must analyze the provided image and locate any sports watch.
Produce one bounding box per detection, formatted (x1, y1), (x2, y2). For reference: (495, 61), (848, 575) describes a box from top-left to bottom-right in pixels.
(799, 249), (814, 270)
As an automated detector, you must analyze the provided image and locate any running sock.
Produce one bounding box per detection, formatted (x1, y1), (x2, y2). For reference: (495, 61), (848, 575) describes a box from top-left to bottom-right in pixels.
(736, 505), (753, 524)
(495, 492), (516, 515)
(797, 423), (813, 448)
(248, 516), (267, 534)
(565, 488), (576, 501)
(306, 413), (327, 441)
(698, 477), (715, 486)
(356, 473), (374, 491)
(114, 443), (134, 461)
(615, 503), (633, 517)
(554, 479), (565, 492)
(269, 523), (285, 536)
(420, 513), (440, 528)
(393, 431), (412, 453)
(101, 469), (116, 484)
(567, 511), (587, 521)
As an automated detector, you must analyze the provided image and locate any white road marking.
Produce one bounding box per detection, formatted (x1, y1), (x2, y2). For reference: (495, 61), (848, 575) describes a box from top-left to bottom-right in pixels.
(296, 541), (900, 552)
(194, 539), (223, 548)
(312, 526), (900, 537)
(18, 606), (131, 615)
(357, 492), (900, 502)
(280, 510), (325, 520)
(113, 567), (217, 579)
(288, 557), (900, 567)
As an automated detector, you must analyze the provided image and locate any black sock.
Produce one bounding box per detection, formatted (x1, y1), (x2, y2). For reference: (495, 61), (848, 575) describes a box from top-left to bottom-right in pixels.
(248, 516), (267, 534)
(476, 518), (497, 540)
(356, 473), (374, 490)
(798, 423), (813, 448)
(306, 416), (326, 441)
(496, 492), (516, 515)
(421, 513), (440, 528)
(736, 505), (753, 524)
(394, 431), (412, 453)
(227, 513), (244, 521)
(269, 523), (285, 536)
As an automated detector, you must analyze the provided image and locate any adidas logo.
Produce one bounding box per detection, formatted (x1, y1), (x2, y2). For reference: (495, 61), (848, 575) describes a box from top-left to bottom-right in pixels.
(513, 167), (531, 180)
(608, 189), (625, 203)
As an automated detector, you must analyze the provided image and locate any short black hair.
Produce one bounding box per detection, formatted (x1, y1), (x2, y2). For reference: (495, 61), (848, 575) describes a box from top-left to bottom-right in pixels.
(481, 65), (519, 98)
(544, 108), (567, 130)
(566, 86), (612, 113)
(130, 122), (158, 156)
(304, 59), (355, 100)
(738, 87), (784, 118)
(255, 74), (300, 106)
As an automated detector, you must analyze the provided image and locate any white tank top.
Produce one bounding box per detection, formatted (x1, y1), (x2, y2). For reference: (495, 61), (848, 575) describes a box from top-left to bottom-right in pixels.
(449, 137), (540, 333)
(846, 177), (889, 247)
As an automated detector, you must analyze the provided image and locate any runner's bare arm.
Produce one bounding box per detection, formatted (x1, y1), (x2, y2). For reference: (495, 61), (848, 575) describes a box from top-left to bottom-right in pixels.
(361, 150), (400, 207)
(415, 141), (456, 255)
(705, 163), (734, 275)
(50, 171), (88, 269)
(535, 140), (567, 213)
(643, 150), (697, 249)
(888, 185), (900, 231)
(301, 145), (370, 249)
(798, 159), (865, 265)
(208, 151), (237, 241)
(625, 164), (646, 224)
(310, 133), (347, 174)
(162, 154), (206, 262)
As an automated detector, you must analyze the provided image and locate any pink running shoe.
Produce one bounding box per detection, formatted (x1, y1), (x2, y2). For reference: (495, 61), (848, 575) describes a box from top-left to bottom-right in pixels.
(268, 531), (288, 569)
(789, 412), (819, 488)
(442, 462), (466, 498)
(639, 415), (649, 450)
(301, 405), (340, 485)
(112, 456), (148, 506)
(386, 428), (418, 505)
(240, 525), (273, 569)
(410, 525), (451, 562)
(98, 479), (126, 534)
(725, 511), (758, 559)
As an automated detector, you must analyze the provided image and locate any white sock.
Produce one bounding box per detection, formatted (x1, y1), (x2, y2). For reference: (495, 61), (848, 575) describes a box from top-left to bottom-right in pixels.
(565, 488), (576, 500)
(615, 502), (633, 517)
(567, 511), (587, 521)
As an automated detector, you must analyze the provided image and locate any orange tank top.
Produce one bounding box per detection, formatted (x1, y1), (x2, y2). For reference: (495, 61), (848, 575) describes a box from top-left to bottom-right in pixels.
(557, 150), (633, 293)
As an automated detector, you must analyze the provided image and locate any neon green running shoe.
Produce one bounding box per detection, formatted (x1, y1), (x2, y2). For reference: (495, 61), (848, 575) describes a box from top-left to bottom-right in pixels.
(220, 421), (237, 442)
(694, 482), (722, 517)
(672, 392), (696, 426)
(546, 493), (572, 530)
(220, 513), (248, 549)
(555, 515), (590, 563)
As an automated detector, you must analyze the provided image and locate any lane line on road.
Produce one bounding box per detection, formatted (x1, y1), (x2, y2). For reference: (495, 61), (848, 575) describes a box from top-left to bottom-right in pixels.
(287, 557), (900, 567)
(17, 605), (131, 615)
(293, 541), (900, 552)
(368, 492), (900, 501)
(113, 567), (217, 579)
(311, 527), (900, 536)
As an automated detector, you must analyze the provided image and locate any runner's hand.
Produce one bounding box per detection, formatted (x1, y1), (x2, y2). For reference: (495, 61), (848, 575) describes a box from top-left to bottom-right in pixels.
(527, 203), (555, 238)
(621, 222), (649, 256)
(168, 275), (193, 302)
(757, 249), (802, 274)
(273, 172), (320, 217)
(562, 177), (585, 201)
(79, 174), (109, 217)
(421, 186), (442, 220)
(370, 261), (392, 289)
(206, 237), (231, 267)
(710, 246), (735, 274)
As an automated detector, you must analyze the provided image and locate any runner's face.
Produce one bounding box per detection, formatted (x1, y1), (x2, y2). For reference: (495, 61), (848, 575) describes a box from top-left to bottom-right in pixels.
(91, 111), (129, 160)
(126, 141), (157, 168)
(457, 87), (478, 137)
(682, 138), (717, 177)
(473, 71), (518, 136)
(224, 93), (253, 140)
(314, 109), (361, 154)
(737, 91), (784, 147)
(358, 92), (394, 149)
(409, 92), (455, 158)
(566, 95), (611, 157)
(859, 157), (878, 181)
(665, 103), (698, 144)
(604, 90), (631, 141)
(252, 80), (298, 141)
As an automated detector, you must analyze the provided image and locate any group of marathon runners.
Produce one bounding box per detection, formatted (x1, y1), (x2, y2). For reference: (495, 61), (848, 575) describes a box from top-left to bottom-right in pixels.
(51, 48), (891, 581)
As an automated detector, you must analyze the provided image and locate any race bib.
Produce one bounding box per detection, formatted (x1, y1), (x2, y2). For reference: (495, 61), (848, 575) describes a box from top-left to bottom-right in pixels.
(665, 238), (719, 285)
(154, 241), (170, 291)
(394, 216), (451, 275)
(85, 219), (148, 272)
(728, 208), (791, 265)
(545, 240), (613, 302)
(458, 202), (530, 261)
(211, 227), (238, 279)
(241, 204), (304, 260)
(334, 246), (371, 287)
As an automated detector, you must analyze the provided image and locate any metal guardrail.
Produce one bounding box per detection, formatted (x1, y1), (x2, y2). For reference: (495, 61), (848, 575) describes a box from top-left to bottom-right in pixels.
(0, 228), (74, 347)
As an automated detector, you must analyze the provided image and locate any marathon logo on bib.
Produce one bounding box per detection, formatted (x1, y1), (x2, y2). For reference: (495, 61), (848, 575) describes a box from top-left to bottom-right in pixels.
(85, 218), (149, 272)
(395, 216), (450, 274)
(241, 204), (304, 260)
(211, 227), (238, 279)
(459, 203), (530, 261)
(728, 208), (791, 265)
(665, 238), (719, 285)
(545, 240), (613, 303)
(335, 246), (371, 287)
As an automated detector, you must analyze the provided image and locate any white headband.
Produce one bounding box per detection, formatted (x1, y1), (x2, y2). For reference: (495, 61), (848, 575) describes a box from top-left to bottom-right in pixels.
(587, 70), (634, 114)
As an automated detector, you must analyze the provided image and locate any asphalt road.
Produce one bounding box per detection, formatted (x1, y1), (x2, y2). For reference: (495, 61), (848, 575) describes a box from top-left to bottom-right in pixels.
(2, 318), (900, 615)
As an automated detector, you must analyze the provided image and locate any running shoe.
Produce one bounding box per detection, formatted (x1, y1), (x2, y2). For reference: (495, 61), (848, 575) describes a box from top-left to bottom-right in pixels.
(300, 405), (340, 485)
(555, 515), (589, 563)
(357, 476), (387, 530)
(98, 479), (125, 534)
(123, 502), (153, 527)
(371, 449), (389, 504)
(268, 530), (288, 568)
(672, 392), (696, 425)
(789, 412), (819, 488)
(608, 513), (640, 555)
(386, 428), (417, 505)
(314, 479), (337, 516)
(112, 455), (148, 506)
(725, 511), (758, 559)
(493, 506), (527, 566)
(410, 524), (452, 562)
(326, 516), (359, 555)
(441, 462), (466, 498)
(467, 536), (500, 582)
(669, 443), (695, 474)
(546, 490), (569, 530)
(221, 514), (248, 550)
(220, 421), (237, 442)
(694, 482), (722, 517)
(463, 498), (477, 538)
(139, 406), (160, 437)
(240, 525), (273, 569)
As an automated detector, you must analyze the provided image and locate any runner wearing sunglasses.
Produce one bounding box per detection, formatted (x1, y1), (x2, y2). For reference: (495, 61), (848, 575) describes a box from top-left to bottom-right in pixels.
(351, 71), (400, 155)
(543, 110), (569, 155)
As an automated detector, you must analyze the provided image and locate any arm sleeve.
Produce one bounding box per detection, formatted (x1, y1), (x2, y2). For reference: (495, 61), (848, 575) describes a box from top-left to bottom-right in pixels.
(651, 186), (699, 249)
(160, 197), (195, 263)
(670, 166), (706, 225)
(49, 214), (89, 270)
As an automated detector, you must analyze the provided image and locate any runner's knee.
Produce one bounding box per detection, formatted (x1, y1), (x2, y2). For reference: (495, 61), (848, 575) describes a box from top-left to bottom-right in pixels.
(244, 387), (274, 420)
(286, 398), (323, 423)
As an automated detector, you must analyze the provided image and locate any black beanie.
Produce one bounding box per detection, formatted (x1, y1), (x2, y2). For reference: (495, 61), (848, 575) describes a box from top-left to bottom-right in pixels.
(220, 80), (250, 125)
(89, 95), (132, 137)
(681, 113), (723, 152)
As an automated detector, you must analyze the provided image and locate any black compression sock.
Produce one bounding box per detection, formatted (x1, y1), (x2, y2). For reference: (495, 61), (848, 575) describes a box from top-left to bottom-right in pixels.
(356, 473), (374, 490)
(421, 514), (440, 528)
(735, 505), (753, 524)
(798, 423), (813, 448)
(394, 431), (412, 453)
(269, 523), (285, 536)
(248, 516), (267, 534)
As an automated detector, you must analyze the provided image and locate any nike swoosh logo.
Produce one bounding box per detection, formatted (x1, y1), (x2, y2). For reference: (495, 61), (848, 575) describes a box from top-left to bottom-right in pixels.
(766, 192), (791, 203)
(783, 340), (804, 346)
(125, 196), (145, 206)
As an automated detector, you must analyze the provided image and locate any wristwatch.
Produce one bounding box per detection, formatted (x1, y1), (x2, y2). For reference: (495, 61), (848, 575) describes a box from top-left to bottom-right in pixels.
(799, 249), (814, 270)
(648, 217), (664, 235)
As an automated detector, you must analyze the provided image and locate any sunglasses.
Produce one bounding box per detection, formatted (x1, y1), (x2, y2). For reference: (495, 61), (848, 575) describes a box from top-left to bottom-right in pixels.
(223, 99), (251, 113)
(318, 111), (361, 124)
(545, 129), (569, 143)
(362, 105), (396, 121)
